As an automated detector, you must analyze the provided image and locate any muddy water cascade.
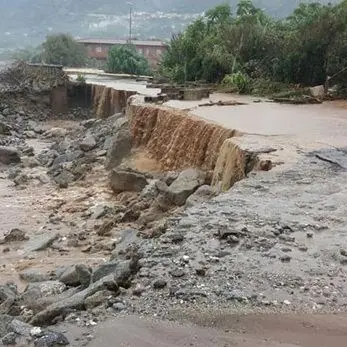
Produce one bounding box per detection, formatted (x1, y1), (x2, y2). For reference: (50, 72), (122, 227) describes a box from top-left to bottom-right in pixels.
(91, 84), (136, 119)
(127, 103), (263, 190)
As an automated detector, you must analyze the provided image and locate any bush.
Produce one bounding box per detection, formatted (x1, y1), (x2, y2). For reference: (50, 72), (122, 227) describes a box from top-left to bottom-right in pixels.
(76, 73), (86, 83)
(249, 78), (289, 96)
(222, 72), (250, 94)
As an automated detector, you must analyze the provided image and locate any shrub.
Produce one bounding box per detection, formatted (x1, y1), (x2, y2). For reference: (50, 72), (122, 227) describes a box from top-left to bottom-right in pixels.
(222, 72), (250, 94)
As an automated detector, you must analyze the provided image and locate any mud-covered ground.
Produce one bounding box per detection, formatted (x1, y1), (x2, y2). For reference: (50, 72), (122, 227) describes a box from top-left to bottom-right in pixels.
(1, 89), (347, 346)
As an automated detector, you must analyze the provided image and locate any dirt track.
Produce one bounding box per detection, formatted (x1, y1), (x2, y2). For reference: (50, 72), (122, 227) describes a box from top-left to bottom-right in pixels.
(61, 313), (347, 347)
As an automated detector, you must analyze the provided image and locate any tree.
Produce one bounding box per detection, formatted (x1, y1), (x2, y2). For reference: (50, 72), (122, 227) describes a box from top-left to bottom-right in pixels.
(41, 34), (87, 67)
(160, 1), (347, 89)
(106, 45), (150, 75)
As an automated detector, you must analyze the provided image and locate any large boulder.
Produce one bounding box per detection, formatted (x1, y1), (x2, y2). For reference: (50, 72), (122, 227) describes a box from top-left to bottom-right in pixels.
(91, 258), (139, 285)
(110, 169), (147, 193)
(0, 147), (20, 165)
(79, 134), (97, 152)
(309, 85), (325, 98)
(167, 168), (206, 206)
(185, 185), (215, 208)
(19, 269), (52, 283)
(105, 124), (132, 170)
(58, 264), (91, 287)
(31, 275), (118, 325)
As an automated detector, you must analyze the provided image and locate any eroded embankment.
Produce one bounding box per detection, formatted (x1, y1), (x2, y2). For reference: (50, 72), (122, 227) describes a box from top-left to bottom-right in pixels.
(127, 103), (262, 190)
(68, 82), (269, 190)
(68, 83), (137, 119)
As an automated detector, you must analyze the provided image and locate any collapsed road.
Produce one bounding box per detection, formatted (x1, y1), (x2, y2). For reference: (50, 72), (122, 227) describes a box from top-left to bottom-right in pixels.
(0, 63), (347, 346)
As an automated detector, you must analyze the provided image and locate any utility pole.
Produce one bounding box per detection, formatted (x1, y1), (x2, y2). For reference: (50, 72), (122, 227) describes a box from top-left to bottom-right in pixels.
(127, 2), (133, 45)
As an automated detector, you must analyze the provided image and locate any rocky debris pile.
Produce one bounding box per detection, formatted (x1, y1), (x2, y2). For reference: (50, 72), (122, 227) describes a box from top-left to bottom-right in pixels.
(99, 153), (347, 318)
(0, 61), (68, 93)
(0, 251), (140, 345)
(37, 113), (128, 188)
(0, 317), (69, 346)
(0, 102), (40, 147)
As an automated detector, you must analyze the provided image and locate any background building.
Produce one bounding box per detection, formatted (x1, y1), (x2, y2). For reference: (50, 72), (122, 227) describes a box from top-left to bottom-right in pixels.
(77, 38), (167, 69)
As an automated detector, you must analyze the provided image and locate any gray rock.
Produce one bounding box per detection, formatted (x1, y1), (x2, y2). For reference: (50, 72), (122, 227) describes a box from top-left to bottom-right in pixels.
(280, 255), (291, 263)
(28, 232), (60, 252)
(19, 269), (51, 283)
(2, 332), (17, 345)
(0, 146), (20, 165)
(25, 281), (66, 298)
(84, 290), (113, 309)
(31, 275), (118, 325)
(58, 266), (81, 287)
(309, 85), (325, 98)
(185, 185), (215, 208)
(167, 168), (206, 206)
(110, 169), (148, 193)
(0, 228), (28, 243)
(75, 264), (92, 288)
(112, 115), (128, 128)
(54, 171), (74, 189)
(80, 134), (97, 152)
(91, 258), (139, 285)
(13, 173), (29, 186)
(113, 302), (126, 312)
(169, 268), (186, 278)
(2, 108), (10, 116)
(0, 315), (13, 338)
(164, 171), (179, 186)
(59, 264), (91, 287)
(111, 228), (139, 260)
(8, 319), (33, 337)
(24, 130), (37, 138)
(36, 173), (50, 184)
(0, 284), (17, 314)
(170, 233), (184, 243)
(195, 267), (206, 276)
(105, 125), (131, 170)
(89, 204), (109, 219)
(0, 121), (11, 135)
(34, 330), (69, 347)
(153, 278), (167, 289)
(140, 180), (159, 201)
(120, 208), (140, 222)
(21, 156), (40, 168)
(51, 151), (84, 168)
(44, 127), (67, 138)
(81, 118), (97, 128)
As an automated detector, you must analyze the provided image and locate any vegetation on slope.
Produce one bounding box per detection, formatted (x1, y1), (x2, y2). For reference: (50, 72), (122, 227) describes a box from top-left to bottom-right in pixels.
(160, 0), (347, 93)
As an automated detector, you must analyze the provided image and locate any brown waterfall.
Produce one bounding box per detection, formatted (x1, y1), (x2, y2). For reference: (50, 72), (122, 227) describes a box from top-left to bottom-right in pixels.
(211, 139), (258, 191)
(91, 85), (136, 119)
(128, 104), (240, 172)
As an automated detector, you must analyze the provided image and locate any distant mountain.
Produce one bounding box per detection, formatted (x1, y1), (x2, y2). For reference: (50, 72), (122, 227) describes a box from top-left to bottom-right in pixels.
(0, 0), (339, 51)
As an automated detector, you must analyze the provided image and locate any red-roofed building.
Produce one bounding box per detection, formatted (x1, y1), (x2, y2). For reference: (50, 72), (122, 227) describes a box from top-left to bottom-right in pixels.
(77, 38), (167, 69)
